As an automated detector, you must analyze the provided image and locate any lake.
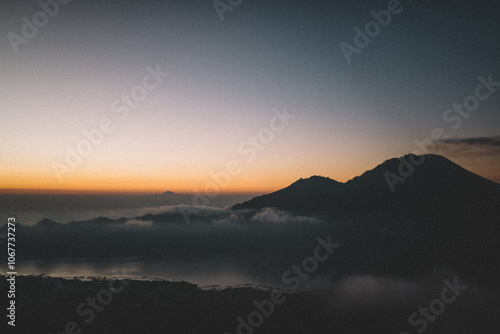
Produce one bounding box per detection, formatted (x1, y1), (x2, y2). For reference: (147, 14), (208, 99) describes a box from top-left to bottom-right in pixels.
(15, 256), (287, 289)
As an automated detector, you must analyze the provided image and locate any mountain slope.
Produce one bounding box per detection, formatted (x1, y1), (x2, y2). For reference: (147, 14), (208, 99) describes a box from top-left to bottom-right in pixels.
(233, 153), (500, 221)
(233, 153), (500, 283)
(233, 175), (344, 215)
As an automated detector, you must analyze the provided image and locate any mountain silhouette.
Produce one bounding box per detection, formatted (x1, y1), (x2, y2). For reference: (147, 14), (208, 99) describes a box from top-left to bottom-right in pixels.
(35, 218), (61, 228)
(233, 153), (500, 221)
(234, 153), (500, 283)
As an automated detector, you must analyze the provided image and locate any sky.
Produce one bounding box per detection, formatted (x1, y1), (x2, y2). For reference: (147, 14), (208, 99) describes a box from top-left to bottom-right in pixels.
(0, 0), (499, 194)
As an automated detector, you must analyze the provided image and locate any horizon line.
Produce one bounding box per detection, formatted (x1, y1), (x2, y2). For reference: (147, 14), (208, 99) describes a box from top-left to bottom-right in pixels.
(0, 188), (269, 196)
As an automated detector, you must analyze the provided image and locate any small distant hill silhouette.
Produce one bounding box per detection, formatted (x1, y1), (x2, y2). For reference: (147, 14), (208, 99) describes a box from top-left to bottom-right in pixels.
(34, 218), (61, 228)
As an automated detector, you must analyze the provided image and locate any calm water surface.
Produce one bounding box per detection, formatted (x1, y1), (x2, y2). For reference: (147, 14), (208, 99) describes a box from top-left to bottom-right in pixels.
(15, 256), (286, 289)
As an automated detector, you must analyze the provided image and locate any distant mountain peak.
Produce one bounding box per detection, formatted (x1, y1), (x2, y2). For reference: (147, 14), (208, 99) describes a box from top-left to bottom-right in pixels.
(161, 191), (191, 196)
(290, 175), (340, 185)
(162, 191), (176, 195)
(36, 218), (60, 227)
(303, 175), (335, 181)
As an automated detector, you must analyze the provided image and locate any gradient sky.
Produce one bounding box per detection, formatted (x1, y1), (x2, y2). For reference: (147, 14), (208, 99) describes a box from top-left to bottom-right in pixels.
(1, 0), (499, 193)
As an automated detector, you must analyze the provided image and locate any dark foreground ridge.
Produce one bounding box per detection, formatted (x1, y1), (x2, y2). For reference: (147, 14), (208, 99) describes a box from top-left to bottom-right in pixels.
(0, 275), (333, 333)
(2, 275), (498, 334)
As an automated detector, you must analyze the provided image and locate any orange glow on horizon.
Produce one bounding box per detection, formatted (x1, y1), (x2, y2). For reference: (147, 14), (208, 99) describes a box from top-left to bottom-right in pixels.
(2, 155), (498, 195)
(0, 170), (322, 195)
(0, 152), (407, 195)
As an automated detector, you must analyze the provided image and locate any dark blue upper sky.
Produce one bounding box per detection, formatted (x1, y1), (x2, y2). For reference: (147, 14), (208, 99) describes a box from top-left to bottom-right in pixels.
(1, 0), (499, 191)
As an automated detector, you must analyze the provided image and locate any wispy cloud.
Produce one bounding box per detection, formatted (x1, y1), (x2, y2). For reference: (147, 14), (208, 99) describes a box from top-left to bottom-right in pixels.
(125, 219), (153, 226)
(250, 207), (321, 224)
(439, 135), (500, 147)
(435, 135), (500, 156)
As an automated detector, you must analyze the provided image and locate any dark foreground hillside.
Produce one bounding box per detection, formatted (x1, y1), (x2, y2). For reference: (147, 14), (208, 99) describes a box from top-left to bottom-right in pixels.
(2, 275), (499, 334)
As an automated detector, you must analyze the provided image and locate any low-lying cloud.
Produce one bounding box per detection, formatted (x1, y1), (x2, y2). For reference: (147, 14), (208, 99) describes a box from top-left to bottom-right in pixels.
(311, 267), (500, 333)
(137, 205), (229, 216)
(125, 219), (153, 226)
(251, 207), (321, 224)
